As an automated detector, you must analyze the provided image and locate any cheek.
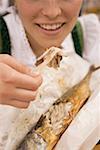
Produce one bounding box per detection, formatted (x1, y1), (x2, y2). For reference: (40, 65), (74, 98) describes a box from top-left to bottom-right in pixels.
(63, 1), (82, 20)
(16, 1), (39, 21)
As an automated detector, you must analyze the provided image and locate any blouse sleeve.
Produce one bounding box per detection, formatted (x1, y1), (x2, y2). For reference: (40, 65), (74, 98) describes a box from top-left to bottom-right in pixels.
(79, 14), (100, 67)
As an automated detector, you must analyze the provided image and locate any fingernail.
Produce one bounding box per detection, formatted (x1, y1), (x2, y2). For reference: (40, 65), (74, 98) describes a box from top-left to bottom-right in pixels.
(33, 71), (40, 76)
(30, 69), (40, 76)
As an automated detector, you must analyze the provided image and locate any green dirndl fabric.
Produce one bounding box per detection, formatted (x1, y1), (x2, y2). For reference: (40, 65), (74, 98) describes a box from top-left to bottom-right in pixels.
(0, 15), (11, 54)
(71, 21), (84, 57)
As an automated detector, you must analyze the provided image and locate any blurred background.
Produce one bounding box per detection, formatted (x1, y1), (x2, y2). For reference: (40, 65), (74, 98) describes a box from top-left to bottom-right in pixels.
(82, 0), (100, 19)
(0, 0), (9, 13)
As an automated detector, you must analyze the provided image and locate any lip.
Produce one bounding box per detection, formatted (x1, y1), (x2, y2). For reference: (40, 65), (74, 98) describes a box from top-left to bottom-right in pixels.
(35, 23), (65, 36)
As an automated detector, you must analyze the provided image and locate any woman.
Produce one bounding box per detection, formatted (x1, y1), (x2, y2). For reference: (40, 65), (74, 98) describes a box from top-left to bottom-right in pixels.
(0, 0), (100, 149)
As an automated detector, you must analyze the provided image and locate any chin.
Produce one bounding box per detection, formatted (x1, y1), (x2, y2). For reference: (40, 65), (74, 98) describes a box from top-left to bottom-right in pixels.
(42, 41), (63, 50)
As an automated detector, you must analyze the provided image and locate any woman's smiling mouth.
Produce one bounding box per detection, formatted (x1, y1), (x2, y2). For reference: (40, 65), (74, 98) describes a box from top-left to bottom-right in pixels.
(36, 23), (65, 31)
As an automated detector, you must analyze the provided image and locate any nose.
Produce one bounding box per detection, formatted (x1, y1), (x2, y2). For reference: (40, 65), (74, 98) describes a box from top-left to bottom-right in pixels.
(42, 0), (61, 19)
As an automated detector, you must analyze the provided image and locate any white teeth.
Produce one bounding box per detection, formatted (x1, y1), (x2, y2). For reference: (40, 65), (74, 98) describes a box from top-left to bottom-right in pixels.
(39, 23), (63, 30)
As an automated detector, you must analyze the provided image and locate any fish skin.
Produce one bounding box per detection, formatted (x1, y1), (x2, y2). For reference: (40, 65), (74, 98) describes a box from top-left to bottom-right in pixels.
(18, 66), (99, 150)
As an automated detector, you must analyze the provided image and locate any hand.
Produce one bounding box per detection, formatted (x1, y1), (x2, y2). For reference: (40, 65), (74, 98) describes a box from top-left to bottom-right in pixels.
(0, 54), (42, 108)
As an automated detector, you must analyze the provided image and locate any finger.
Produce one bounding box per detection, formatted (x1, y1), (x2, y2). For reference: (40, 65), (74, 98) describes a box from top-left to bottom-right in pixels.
(12, 88), (37, 102)
(0, 54), (39, 76)
(2, 99), (30, 109)
(14, 72), (43, 90)
(0, 63), (42, 91)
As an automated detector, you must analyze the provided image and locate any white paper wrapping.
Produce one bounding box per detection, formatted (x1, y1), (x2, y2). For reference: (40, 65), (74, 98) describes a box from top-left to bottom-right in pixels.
(55, 87), (100, 150)
(0, 48), (99, 150)
(4, 51), (92, 150)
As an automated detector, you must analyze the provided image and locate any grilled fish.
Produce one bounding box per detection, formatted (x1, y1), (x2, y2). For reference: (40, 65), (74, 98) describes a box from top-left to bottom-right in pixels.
(18, 66), (98, 150)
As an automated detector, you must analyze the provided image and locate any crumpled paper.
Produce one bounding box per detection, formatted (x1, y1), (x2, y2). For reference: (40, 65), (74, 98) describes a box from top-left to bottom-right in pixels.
(1, 49), (100, 150)
(55, 70), (100, 150)
(4, 51), (91, 150)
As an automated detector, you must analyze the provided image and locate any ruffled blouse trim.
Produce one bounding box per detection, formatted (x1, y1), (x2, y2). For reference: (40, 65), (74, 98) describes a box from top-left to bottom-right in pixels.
(79, 14), (100, 67)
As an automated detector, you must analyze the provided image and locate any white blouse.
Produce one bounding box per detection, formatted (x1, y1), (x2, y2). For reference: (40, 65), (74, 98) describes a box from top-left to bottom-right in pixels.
(79, 14), (100, 67)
